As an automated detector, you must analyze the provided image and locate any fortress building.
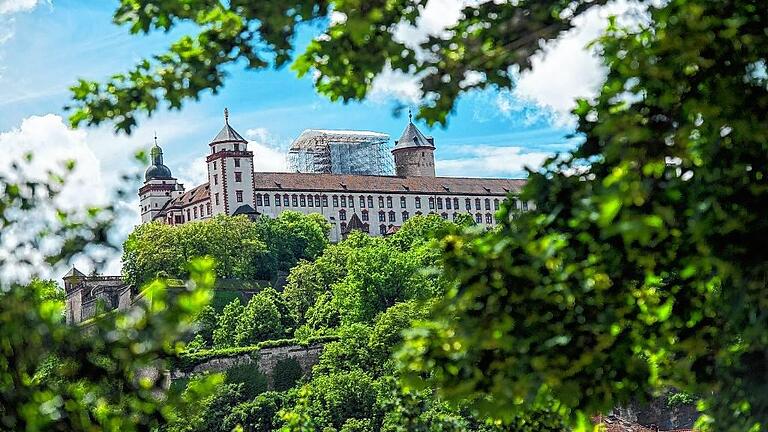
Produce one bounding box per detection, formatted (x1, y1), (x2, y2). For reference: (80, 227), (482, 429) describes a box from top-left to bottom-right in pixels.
(140, 109), (530, 242)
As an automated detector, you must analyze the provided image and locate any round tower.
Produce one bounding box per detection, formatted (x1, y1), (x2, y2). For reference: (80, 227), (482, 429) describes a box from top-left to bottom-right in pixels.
(391, 110), (435, 177)
(139, 136), (183, 223)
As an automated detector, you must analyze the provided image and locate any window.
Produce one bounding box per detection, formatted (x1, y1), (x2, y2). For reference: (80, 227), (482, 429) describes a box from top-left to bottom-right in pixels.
(485, 213), (493, 224)
(283, 194), (290, 206)
(380, 224), (387, 235)
(475, 198), (481, 210)
(292, 194), (298, 206)
(475, 213), (482, 223)
(378, 196), (384, 208)
(193, 207), (198, 218)
(362, 210), (369, 221)
(452, 213), (458, 221)
(213, 174), (218, 185)
(307, 194), (314, 207)
(402, 211), (409, 222)
(511, 199), (518, 210)
(187, 209), (191, 221)
(213, 161), (217, 170)
(315, 195), (321, 207)
(441, 212), (448, 220)
(256, 194), (263, 206)
(339, 209), (347, 221)
(275, 194), (281, 206)
(367, 196), (374, 208)
(322, 195), (328, 207)
(207, 202), (211, 215)
(264, 195), (270, 206)
(236, 190), (244, 203)
(400, 196), (407, 208)
(429, 197), (435, 209)
(348, 195), (354, 207)
(175, 215), (183, 224)
(379, 211), (386, 222)
(340, 222), (347, 232)
(522, 201), (529, 211)
(215, 193), (220, 206)
(494, 199), (499, 210)
(300, 195), (306, 207)
(485, 198), (491, 210)
(445, 198), (451, 210)
(341, 195), (347, 207)
(453, 198), (459, 209)
(387, 197), (393, 208)
(333, 195), (339, 207)
(200, 204), (204, 216)
(234, 144), (240, 152)
(234, 158), (240, 167)
(388, 211), (396, 222)
(415, 197), (421, 209)
(465, 198), (472, 210)
(360, 196), (366, 208)
(235, 172), (242, 182)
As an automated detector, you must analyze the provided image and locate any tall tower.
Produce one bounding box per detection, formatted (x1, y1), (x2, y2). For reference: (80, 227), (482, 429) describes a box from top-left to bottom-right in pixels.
(139, 136), (183, 223)
(207, 109), (256, 215)
(392, 110), (436, 177)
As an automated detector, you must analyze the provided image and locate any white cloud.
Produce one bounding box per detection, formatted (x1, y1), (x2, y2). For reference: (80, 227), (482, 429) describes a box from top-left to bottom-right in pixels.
(369, 64), (422, 104)
(514, 0), (648, 125)
(436, 145), (550, 177)
(0, 0), (43, 14)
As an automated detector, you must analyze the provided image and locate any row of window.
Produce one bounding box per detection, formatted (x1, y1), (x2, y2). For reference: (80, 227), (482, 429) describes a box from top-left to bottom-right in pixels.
(168, 202), (212, 224)
(255, 193), (527, 211)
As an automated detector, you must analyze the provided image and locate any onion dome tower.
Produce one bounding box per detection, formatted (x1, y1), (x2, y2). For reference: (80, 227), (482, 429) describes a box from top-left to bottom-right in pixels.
(206, 108), (256, 216)
(392, 110), (435, 177)
(139, 135), (183, 223)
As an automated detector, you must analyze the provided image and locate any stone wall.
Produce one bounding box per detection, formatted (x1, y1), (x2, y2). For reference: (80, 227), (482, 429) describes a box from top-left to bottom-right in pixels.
(171, 343), (325, 389)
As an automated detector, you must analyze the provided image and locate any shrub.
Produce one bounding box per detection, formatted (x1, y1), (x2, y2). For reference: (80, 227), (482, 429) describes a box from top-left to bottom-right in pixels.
(273, 358), (304, 391)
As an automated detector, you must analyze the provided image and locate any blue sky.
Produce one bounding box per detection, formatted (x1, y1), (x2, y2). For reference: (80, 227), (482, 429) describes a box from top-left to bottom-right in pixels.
(0, 0), (613, 275)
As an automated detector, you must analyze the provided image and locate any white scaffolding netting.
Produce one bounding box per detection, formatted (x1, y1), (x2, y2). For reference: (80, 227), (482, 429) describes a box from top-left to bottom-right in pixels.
(287, 129), (394, 175)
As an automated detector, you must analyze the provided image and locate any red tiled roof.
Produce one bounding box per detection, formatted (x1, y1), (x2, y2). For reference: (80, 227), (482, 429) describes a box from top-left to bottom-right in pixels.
(254, 172), (525, 196)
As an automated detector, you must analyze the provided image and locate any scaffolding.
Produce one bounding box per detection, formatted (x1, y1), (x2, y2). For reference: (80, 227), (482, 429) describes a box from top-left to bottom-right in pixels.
(287, 129), (394, 175)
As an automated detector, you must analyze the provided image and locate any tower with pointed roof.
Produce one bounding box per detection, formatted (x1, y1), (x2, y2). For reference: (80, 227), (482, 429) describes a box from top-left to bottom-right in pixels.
(139, 135), (184, 223)
(207, 108), (256, 216)
(392, 110), (436, 177)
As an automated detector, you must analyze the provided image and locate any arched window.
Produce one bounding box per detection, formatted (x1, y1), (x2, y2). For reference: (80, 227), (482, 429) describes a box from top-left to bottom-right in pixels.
(333, 195), (339, 207)
(452, 213), (458, 221)
(446, 198), (452, 210)
(306, 194), (314, 207)
(415, 197), (421, 208)
(340, 222), (347, 232)
(379, 196), (385, 208)
(475, 213), (482, 223)
(485, 198), (491, 210)
(437, 197), (443, 209)
(315, 195), (321, 207)
(402, 211), (409, 222)
(348, 195), (354, 207)
(388, 211), (396, 222)
(363, 223), (370, 233)
(441, 212), (448, 220)
(453, 198), (459, 209)
(322, 195), (329, 207)
(283, 194), (289, 206)
(264, 194), (270, 206)
(359, 196), (366, 208)
(300, 195), (306, 207)
(256, 194), (263, 206)
(367, 195), (374, 208)
(485, 213), (492, 224)
(387, 196), (393, 208)
(401, 196), (407, 208)
(379, 224), (387, 235)
(340, 195), (347, 207)
(292, 194), (298, 206)
(193, 207), (198, 218)
(494, 198), (499, 210)
(378, 211), (386, 222)
(275, 193), (281, 206)
(429, 197), (435, 209)
(475, 198), (481, 210)
(362, 210), (369, 221)
(339, 209), (347, 221)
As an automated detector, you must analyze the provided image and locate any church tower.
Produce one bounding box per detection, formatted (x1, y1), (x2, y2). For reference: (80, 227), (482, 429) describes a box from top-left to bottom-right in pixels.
(207, 109), (256, 215)
(392, 110), (436, 177)
(139, 136), (183, 223)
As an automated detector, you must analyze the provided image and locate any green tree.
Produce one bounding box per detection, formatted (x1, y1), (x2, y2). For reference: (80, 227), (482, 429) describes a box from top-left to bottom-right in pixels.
(213, 298), (244, 348)
(235, 288), (287, 346)
(223, 391), (287, 432)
